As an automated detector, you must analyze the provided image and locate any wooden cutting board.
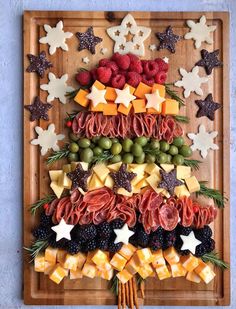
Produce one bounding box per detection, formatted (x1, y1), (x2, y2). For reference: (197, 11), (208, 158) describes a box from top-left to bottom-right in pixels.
(23, 11), (230, 306)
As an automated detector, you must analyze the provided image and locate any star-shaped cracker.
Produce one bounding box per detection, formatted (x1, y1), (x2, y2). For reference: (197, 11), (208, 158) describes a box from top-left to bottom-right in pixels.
(158, 169), (183, 195)
(76, 26), (102, 54)
(195, 49), (223, 75)
(145, 90), (165, 112)
(184, 15), (216, 49)
(40, 73), (74, 104)
(107, 13), (151, 56)
(31, 123), (65, 156)
(155, 26), (182, 53)
(82, 56), (90, 64)
(149, 44), (157, 51)
(195, 93), (221, 121)
(187, 124), (219, 159)
(115, 86), (136, 108)
(86, 85), (107, 107)
(24, 96), (52, 121)
(26, 51), (53, 78)
(174, 66), (209, 98)
(110, 163), (136, 193)
(67, 163), (92, 192)
(39, 21), (73, 55)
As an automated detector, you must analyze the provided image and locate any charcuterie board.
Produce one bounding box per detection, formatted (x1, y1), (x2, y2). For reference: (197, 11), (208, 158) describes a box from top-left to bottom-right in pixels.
(23, 11), (230, 306)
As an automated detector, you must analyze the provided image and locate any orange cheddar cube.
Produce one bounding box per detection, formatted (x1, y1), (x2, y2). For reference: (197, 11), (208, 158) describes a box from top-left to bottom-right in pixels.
(116, 269), (133, 284)
(134, 82), (152, 99)
(86, 251), (96, 263)
(155, 264), (171, 280)
(105, 87), (117, 101)
(97, 261), (112, 272)
(70, 269), (83, 279)
(125, 258), (140, 275)
(163, 247), (180, 265)
(97, 268), (114, 281)
(90, 103), (105, 112)
(118, 244), (137, 260)
(170, 262), (187, 277)
(63, 253), (83, 271)
(57, 249), (67, 265)
(49, 264), (68, 284)
(74, 89), (89, 107)
(132, 99), (146, 113)
(133, 248), (153, 265)
(186, 271), (201, 283)
(194, 261), (216, 284)
(45, 247), (58, 264)
(147, 105), (163, 114)
(162, 98), (179, 115)
(124, 83), (136, 94)
(44, 261), (55, 275)
(152, 249), (166, 268)
(103, 102), (118, 116)
(181, 254), (199, 272)
(110, 253), (127, 271)
(93, 80), (106, 90)
(82, 263), (97, 278)
(152, 83), (166, 97)
(34, 254), (45, 272)
(118, 102), (132, 115)
(92, 250), (109, 267)
(138, 263), (154, 279)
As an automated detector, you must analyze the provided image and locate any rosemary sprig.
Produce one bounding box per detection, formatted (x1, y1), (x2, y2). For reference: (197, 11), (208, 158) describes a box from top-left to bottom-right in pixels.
(143, 145), (160, 157)
(66, 88), (81, 99)
(196, 181), (228, 208)
(109, 273), (119, 295)
(91, 151), (114, 165)
(24, 239), (49, 262)
(65, 111), (79, 122)
(47, 147), (70, 165)
(165, 83), (185, 108)
(30, 194), (56, 215)
(183, 159), (202, 171)
(202, 251), (229, 270)
(174, 115), (190, 123)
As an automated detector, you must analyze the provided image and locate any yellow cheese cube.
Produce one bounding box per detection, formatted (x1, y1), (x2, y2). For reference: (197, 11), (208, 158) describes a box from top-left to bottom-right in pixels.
(125, 258), (140, 275)
(104, 175), (114, 188)
(98, 268), (114, 280)
(34, 254), (45, 272)
(57, 249), (67, 265)
(145, 163), (161, 175)
(88, 173), (104, 191)
(107, 162), (122, 171)
(174, 185), (190, 198)
(160, 164), (175, 173)
(91, 250), (109, 267)
(58, 172), (72, 189)
(133, 248), (153, 265)
(176, 166), (191, 180)
(170, 262), (187, 277)
(195, 261), (216, 284)
(97, 261), (112, 271)
(163, 247), (180, 265)
(93, 163), (110, 183)
(50, 181), (64, 198)
(117, 187), (133, 197)
(181, 254), (199, 272)
(70, 268), (83, 279)
(45, 247), (58, 264)
(155, 264), (171, 280)
(49, 170), (63, 182)
(110, 253), (127, 271)
(162, 98), (179, 115)
(74, 89), (89, 107)
(129, 163), (147, 174)
(86, 251), (96, 262)
(138, 263), (154, 279)
(49, 264), (68, 284)
(152, 249), (166, 268)
(116, 269), (133, 284)
(131, 173), (145, 187)
(63, 253), (84, 271)
(185, 176), (200, 193)
(135, 178), (148, 190)
(44, 261), (55, 275)
(186, 271), (201, 283)
(62, 164), (72, 173)
(146, 174), (161, 193)
(82, 263), (97, 278)
(118, 244), (137, 260)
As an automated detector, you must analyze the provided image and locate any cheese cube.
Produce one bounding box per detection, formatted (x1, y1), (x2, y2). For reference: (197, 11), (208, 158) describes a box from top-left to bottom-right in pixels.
(98, 268), (114, 281)
(152, 249), (166, 268)
(186, 271), (201, 283)
(58, 172), (72, 189)
(86, 251), (96, 262)
(132, 99), (146, 113)
(97, 261), (112, 271)
(185, 176), (200, 193)
(181, 254), (199, 272)
(129, 163), (147, 174)
(125, 258), (140, 275)
(57, 249), (67, 265)
(124, 83), (136, 94)
(49, 264), (68, 284)
(174, 185), (190, 198)
(74, 89), (89, 107)
(195, 261), (216, 284)
(44, 261), (56, 275)
(117, 187), (133, 197)
(70, 269), (83, 279)
(72, 161), (89, 171)
(145, 163), (161, 175)
(93, 80), (106, 90)
(135, 178), (148, 190)
(134, 82), (152, 99)
(146, 174), (161, 193)
(63, 253), (84, 271)
(170, 263), (187, 277)
(138, 263), (154, 279)
(176, 166), (191, 180)
(93, 163), (110, 183)
(34, 254), (45, 272)
(82, 263), (97, 278)
(49, 170), (63, 182)
(104, 175), (114, 188)
(133, 248), (153, 265)
(155, 264), (171, 280)
(118, 244), (137, 260)
(152, 83), (166, 97)
(118, 103), (132, 115)
(103, 103), (117, 116)
(163, 247), (180, 265)
(45, 247), (58, 264)
(50, 181), (64, 198)
(116, 269), (133, 284)
(92, 250), (109, 267)
(160, 164), (174, 173)
(107, 162), (122, 171)
(162, 98), (179, 115)
(105, 86), (117, 101)
(62, 164), (72, 173)
(131, 174), (145, 187)
(110, 253), (127, 271)
(88, 173), (104, 191)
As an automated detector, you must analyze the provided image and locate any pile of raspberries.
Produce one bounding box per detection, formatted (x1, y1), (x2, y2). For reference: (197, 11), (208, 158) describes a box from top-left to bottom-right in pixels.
(76, 52), (169, 89)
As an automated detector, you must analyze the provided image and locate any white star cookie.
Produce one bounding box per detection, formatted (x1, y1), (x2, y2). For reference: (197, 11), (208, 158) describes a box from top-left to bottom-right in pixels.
(51, 218), (74, 242)
(100, 47), (108, 55)
(39, 21), (73, 55)
(115, 86), (136, 108)
(174, 66), (208, 98)
(40, 73), (74, 104)
(145, 90), (165, 112)
(82, 56), (90, 64)
(187, 124), (219, 159)
(86, 85), (107, 107)
(31, 123), (65, 156)
(163, 57), (169, 63)
(114, 223), (134, 245)
(180, 231), (201, 255)
(149, 44), (157, 51)
(184, 15), (216, 49)
(107, 14), (151, 56)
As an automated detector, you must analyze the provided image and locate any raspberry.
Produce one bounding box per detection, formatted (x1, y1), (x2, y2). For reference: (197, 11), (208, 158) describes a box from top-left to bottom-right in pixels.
(155, 58), (169, 72)
(142, 74), (154, 87)
(141, 59), (148, 67)
(143, 60), (159, 77)
(105, 61), (119, 75)
(154, 71), (167, 84)
(90, 68), (97, 81)
(118, 70), (127, 78)
(127, 53), (139, 62)
(99, 58), (110, 67)
(126, 71), (142, 88)
(75, 71), (92, 86)
(129, 60), (143, 74)
(111, 74), (126, 89)
(115, 54), (130, 70)
(96, 67), (112, 84)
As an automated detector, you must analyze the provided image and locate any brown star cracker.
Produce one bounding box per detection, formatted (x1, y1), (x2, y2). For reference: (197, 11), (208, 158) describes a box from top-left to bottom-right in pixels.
(155, 26), (182, 53)
(67, 163), (92, 192)
(110, 163), (137, 193)
(26, 51), (53, 78)
(195, 93), (221, 121)
(76, 27), (102, 55)
(195, 49), (223, 75)
(158, 169), (183, 195)
(24, 96), (52, 121)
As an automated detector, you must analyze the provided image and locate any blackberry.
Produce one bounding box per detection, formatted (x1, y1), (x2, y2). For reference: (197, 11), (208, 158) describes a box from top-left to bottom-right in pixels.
(97, 238), (109, 250)
(195, 243), (207, 257)
(129, 234), (138, 246)
(48, 234), (69, 249)
(111, 219), (124, 230)
(78, 224), (97, 241)
(174, 237), (190, 255)
(177, 225), (192, 236)
(97, 222), (112, 239)
(108, 241), (122, 253)
(204, 238), (215, 253)
(67, 240), (81, 255)
(40, 213), (52, 226)
(136, 228), (149, 248)
(163, 230), (177, 249)
(194, 226), (213, 242)
(33, 225), (51, 240)
(149, 234), (164, 251)
(84, 239), (97, 252)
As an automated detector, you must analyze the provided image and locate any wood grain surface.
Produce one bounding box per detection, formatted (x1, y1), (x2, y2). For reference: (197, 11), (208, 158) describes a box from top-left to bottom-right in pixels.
(23, 11), (230, 306)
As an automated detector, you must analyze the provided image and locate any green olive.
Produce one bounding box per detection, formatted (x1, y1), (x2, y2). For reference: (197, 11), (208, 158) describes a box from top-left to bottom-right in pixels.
(135, 136), (148, 147)
(166, 154), (172, 163)
(78, 138), (91, 148)
(92, 136), (100, 144)
(135, 153), (145, 164)
(172, 137), (184, 148)
(160, 141), (170, 152)
(131, 143), (144, 157)
(110, 154), (122, 163)
(69, 132), (79, 142)
(80, 148), (93, 163)
(145, 154), (156, 163)
(157, 152), (168, 164)
(93, 146), (103, 156)
(111, 138), (119, 144)
(179, 145), (192, 157)
(150, 140), (160, 150)
(69, 142), (79, 153)
(122, 138), (134, 152)
(168, 145), (178, 156)
(98, 137), (112, 150)
(68, 152), (79, 162)
(122, 153), (134, 164)
(111, 143), (122, 155)
(172, 154), (184, 165)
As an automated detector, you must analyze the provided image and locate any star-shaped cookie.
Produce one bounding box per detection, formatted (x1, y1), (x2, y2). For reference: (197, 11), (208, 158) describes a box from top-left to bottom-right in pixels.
(24, 96), (52, 121)
(76, 27), (102, 54)
(195, 49), (223, 75)
(67, 163), (92, 192)
(26, 51), (53, 78)
(195, 93), (221, 121)
(110, 163), (137, 193)
(155, 26), (182, 53)
(158, 169), (183, 195)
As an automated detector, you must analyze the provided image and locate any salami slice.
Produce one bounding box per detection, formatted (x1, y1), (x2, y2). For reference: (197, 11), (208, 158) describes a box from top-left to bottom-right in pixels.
(159, 203), (179, 231)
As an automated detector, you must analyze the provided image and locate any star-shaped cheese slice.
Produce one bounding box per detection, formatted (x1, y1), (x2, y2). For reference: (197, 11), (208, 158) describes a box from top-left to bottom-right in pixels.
(86, 85), (107, 107)
(82, 56), (90, 64)
(145, 90), (165, 112)
(180, 231), (201, 255)
(51, 218), (74, 242)
(114, 223), (134, 245)
(115, 86), (136, 108)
